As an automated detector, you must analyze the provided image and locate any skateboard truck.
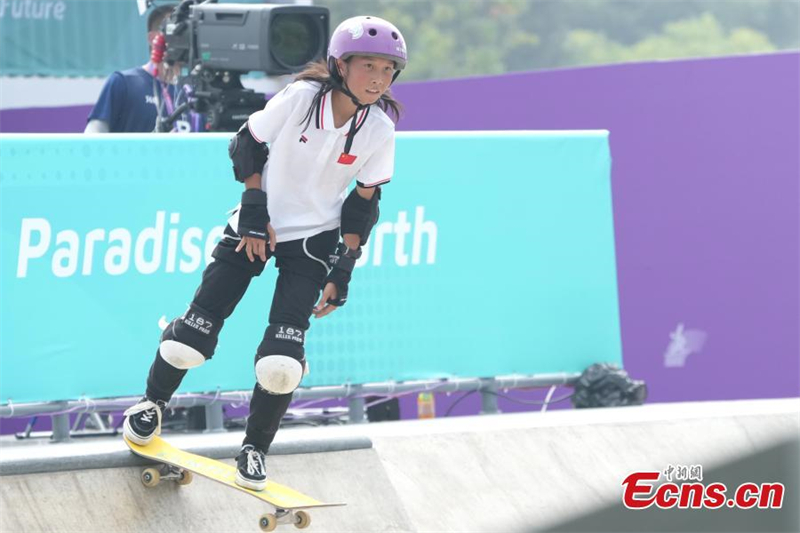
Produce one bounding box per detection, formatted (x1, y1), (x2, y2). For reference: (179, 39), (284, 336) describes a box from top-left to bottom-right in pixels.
(259, 509), (311, 531)
(140, 464), (193, 487)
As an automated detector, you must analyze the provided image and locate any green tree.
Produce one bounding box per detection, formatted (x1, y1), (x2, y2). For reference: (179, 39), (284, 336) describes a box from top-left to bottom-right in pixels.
(563, 12), (776, 66)
(319, 0), (795, 80)
(324, 0), (538, 81)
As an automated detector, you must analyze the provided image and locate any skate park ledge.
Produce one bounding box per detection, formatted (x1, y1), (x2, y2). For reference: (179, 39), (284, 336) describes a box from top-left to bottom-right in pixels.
(0, 429), (373, 476)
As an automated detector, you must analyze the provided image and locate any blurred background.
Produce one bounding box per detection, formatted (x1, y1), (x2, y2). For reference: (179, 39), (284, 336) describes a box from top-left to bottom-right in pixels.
(1, 2), (798, 531)
(2, 0), (799, 129)
(1, 0), (798, 430)
(2, 0), (799, 78)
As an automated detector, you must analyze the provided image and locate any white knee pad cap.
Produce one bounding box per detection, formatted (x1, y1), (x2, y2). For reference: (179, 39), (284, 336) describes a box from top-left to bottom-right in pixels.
(255, 355), (304, 394)
(160, 340), (207, 370)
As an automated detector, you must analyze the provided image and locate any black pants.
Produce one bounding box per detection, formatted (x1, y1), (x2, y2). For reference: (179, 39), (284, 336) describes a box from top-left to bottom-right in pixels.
(144, 226), (339, 452)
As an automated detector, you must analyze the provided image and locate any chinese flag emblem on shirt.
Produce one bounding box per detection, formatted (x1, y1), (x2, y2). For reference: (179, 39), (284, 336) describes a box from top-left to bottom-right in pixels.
(337, 153), (357, 165)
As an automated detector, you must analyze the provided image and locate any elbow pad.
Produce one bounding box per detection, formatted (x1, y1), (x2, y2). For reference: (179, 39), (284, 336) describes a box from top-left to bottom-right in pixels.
(228, 122), (269, 182)
(341, 187), (381, 245)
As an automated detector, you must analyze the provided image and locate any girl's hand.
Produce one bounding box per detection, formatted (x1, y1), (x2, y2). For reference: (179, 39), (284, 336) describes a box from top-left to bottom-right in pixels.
(313, 282), (339, 319)
(235, 223), (276, 261)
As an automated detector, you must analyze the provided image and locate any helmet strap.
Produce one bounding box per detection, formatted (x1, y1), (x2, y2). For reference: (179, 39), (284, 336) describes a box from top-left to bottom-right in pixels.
(343, 104), (367, 155)
(328, 57), (365, 107)
(325, 56), (369, 155)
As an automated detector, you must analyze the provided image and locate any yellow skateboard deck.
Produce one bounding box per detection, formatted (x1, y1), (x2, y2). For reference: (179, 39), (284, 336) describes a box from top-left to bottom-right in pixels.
(124, 435), (344, 530)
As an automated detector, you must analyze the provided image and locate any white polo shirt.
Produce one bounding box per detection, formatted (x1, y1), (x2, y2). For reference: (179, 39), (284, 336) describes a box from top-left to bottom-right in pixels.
(243, 80), (396, 243)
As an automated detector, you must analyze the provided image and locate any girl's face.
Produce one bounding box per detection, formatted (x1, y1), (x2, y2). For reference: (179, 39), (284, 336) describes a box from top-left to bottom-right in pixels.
(337, 56), (396, 105)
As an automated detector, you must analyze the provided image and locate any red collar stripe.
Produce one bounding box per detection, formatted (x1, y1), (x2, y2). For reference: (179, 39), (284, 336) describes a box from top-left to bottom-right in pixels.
(345, 108), (368, 138)
(320, 93), (369, 134)
(320, 93), (326, 130)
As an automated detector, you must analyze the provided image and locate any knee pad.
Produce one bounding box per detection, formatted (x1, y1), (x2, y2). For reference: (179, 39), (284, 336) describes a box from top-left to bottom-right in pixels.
(159, 304), (223, 370)
(255, 324), (306, 395)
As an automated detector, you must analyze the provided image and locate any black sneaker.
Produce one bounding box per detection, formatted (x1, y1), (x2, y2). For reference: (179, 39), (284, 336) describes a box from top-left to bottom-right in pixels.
(236, 444), (268, 491)
(123, 397), (166, 445)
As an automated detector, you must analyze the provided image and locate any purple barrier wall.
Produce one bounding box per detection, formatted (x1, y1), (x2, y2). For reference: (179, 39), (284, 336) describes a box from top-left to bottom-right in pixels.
(394, 52), (800, 404)
(2, 53), (797, 409)
(0, 105), (91, 133)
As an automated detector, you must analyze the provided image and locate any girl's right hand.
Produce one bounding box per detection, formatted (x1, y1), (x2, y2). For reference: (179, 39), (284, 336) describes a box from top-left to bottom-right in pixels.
(313, 282), (339, 319)
(235, 223), (276, 262)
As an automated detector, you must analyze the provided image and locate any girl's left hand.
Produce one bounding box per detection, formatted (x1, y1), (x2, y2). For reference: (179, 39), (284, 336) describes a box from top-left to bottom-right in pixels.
(313, 283), (338, 319)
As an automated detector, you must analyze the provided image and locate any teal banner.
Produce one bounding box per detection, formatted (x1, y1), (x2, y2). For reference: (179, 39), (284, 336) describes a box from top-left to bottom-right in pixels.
(0, 0), (266, 77)
(0, 132), (620, 403)
(1, 0), (147, 77)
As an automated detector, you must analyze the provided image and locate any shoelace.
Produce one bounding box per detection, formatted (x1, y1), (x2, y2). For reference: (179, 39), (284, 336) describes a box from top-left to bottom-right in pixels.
(245, 448), (265, 476)
(123, 400), (163, 436)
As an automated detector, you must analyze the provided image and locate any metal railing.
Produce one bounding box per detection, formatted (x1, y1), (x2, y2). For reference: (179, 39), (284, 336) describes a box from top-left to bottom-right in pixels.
(0, 373), (579, 442)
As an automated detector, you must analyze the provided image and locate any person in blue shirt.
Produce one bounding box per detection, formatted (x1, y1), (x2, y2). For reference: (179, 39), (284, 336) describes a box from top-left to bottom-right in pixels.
(85, 4), (203, 133)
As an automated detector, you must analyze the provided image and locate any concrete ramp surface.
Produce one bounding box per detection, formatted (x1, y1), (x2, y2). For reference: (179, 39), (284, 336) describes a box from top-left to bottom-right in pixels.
(1, 398), (798, 532)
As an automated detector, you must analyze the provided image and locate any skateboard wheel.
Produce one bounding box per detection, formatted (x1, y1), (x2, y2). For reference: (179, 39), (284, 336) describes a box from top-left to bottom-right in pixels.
(294, 510), (311, 529)
(259, 513), (278, 532)
(141, 468), (160, 488)
(177, 470), (193, 485)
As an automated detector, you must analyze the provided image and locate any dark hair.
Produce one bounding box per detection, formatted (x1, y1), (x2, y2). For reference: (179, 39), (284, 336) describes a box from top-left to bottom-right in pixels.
(294, 58), (403, 131)
(147, 4), (176, 33)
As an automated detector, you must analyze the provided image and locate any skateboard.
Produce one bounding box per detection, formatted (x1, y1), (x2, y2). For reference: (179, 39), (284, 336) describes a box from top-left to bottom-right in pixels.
(124, 435), (344, 531)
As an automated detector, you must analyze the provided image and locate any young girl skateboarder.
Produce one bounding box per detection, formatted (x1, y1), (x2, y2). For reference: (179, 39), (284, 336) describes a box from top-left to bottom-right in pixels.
(123, 16), (408, 491)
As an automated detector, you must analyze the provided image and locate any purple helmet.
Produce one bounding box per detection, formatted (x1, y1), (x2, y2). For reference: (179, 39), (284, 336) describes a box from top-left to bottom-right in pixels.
(328, 16), (408, 71)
